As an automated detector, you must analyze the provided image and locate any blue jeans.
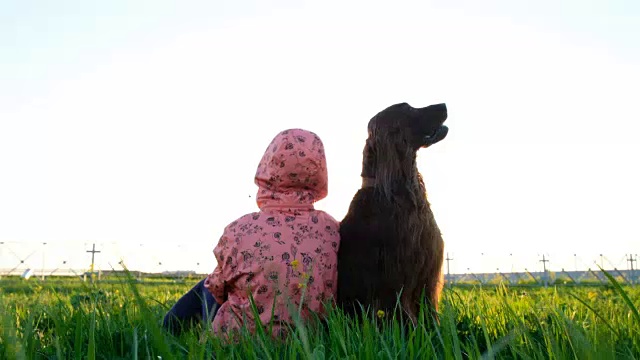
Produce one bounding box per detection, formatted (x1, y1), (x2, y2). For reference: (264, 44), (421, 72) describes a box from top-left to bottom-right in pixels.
(163, 279), (220, 335)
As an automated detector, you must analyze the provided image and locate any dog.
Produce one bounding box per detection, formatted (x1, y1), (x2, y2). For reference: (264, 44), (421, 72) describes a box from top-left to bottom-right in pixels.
(337, 102), (448, 324)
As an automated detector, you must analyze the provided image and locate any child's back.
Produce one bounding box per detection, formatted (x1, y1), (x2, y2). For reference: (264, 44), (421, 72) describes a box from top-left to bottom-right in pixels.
(205, 129), (340, 338)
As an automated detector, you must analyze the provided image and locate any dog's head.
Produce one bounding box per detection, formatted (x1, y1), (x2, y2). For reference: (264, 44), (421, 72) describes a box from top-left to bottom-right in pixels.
(362, 102), (448, 184)
(368, 102), (448, 149)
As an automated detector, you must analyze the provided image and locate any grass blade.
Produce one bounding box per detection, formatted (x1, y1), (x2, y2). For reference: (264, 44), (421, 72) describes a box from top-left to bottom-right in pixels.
(73, 311), (83, 360)
(88, 306), (96, 360)
(567, 291), (620, 338)
(600, 268), (640, 326)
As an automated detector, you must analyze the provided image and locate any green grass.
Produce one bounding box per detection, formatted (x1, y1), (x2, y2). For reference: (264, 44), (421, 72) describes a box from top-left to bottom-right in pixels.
(0, 272), (638, 359)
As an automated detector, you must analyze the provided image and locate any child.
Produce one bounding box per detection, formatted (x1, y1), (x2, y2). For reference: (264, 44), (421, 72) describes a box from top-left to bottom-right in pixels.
(164, 129), (340, 338)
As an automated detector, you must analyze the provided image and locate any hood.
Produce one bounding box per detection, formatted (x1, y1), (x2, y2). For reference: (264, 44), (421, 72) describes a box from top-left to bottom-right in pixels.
(255, 129), (329, 210)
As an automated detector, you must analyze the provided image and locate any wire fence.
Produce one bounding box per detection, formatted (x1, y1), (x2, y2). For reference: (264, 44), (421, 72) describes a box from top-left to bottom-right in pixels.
(0, 241), (216, 279)
(0, 241), (637, 285)
(443, 250), (639, 285)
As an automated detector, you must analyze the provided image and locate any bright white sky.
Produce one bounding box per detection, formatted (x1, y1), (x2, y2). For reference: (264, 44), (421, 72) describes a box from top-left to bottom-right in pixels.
(1, 0), (639, 275)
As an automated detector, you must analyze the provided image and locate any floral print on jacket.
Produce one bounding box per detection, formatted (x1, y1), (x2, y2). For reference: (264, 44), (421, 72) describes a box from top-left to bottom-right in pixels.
(204, 128), (340, 338)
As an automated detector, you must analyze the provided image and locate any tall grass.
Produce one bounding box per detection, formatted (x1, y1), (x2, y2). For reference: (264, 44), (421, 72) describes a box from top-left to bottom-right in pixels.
(0, 271), (638, 359)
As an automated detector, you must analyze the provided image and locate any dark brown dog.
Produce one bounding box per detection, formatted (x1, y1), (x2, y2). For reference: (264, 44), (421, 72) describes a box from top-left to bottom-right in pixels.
(337, 102), (448, 323)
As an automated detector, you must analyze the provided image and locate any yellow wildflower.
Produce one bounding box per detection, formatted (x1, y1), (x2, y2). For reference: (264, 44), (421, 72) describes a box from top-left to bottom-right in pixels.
(302, 272), (310, 280)
(377, 310), (385, 319)
(291, 259), (299, 268)
(298, 283), (305, 289)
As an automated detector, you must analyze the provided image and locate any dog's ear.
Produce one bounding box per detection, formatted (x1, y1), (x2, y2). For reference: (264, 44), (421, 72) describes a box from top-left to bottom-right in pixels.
(361, 138), (377, 179)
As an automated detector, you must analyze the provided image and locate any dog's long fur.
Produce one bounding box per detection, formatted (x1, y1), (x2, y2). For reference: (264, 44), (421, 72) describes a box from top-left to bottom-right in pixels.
(337, 103), (447, 323)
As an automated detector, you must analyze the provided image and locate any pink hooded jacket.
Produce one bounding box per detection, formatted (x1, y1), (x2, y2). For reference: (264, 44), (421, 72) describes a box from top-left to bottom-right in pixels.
(204, 129), (340, 338)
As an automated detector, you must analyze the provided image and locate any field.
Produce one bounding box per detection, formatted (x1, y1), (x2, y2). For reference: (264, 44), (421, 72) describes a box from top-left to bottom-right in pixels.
(0, 272), (639, 359)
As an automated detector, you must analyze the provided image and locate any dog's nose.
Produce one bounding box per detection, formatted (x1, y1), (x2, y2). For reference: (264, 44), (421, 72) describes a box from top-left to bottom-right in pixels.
(418, 103), (447, 120)
(428, 103), (447, 112)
